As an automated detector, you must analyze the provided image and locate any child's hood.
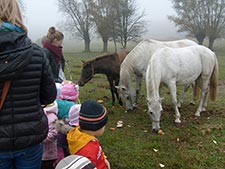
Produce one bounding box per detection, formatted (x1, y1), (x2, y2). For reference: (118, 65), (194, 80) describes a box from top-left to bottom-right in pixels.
(67, 126), (95, 154)
(44, 101), (58, 116)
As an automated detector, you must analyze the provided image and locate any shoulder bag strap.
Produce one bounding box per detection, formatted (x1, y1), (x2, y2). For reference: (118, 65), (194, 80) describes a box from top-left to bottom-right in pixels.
(0, 80), (11, 111)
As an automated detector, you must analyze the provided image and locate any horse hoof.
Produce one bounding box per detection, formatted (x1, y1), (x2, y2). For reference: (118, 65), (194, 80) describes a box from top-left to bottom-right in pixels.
(152, 128), (159, 133)
(174, 122), (182, 127)
(194, 112), (200, 117)
(175, 119), (181, 123)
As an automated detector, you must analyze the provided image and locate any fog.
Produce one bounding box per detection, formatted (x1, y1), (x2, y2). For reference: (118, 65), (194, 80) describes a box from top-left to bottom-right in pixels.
(23, 0), (185, 42)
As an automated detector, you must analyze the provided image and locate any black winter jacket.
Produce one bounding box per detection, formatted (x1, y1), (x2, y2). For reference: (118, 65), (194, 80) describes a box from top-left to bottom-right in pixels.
(42, 48), (65, 83)
(0, 31), (57, 150)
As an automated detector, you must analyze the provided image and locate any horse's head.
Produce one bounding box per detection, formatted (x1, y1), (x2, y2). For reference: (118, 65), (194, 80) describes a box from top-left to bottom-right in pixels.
(147, 97), (163, 131)
(116, 85), (135, 110)
(78, 61), (94, 86)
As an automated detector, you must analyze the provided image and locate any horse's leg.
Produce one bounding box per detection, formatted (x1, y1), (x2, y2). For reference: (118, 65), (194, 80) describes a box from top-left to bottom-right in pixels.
(115, 77), (123, 105)
(179, 82), (197, 107)
(107, 76), (116, 106)
(135, 76), (142, 106)
(168, 81), (181, 123)
(202, 90), (208, 111)
(191, 81), (199, 105)
(195, 77), (210, 116)
(178, 84), (190, 108)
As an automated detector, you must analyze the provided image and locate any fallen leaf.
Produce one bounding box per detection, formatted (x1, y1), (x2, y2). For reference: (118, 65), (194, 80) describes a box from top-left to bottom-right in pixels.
(159, 163), (165, 168)
(97, 100), (103, 103)
(117, 120), (123, 124)
(213, 140), (218, 145)
(110, 127), (116, 131)
(158, 129), (165, 135)
(116, 123), (123, 128)
(116, 120), (123, 128)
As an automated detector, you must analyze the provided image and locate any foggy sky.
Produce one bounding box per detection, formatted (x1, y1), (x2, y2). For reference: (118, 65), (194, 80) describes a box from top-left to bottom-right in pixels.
(23, 0), (183, 41)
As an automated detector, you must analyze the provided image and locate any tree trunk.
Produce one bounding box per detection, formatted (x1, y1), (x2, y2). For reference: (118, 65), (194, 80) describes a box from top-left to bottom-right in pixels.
(84, 33), (91, 52)
(102, 38), (108, 52)
(113, 37), (117, 52)
(208, 37), (215, 50)
(196, 35), (205, 45)
(84, 38), (91, 52)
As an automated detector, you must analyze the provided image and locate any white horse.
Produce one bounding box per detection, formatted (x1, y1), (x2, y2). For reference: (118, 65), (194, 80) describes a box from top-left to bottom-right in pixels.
(117, 39), (198, 110)
(146, 45), (219, 131)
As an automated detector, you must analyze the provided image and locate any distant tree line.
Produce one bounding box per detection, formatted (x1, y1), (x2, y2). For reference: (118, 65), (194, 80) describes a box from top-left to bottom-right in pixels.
(57, 0), (147, 52)
(20, 0), (225, 51)
(169, 0), (225, 50)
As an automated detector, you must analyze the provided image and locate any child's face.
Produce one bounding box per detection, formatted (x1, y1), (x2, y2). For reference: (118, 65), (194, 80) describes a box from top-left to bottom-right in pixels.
(94, 126), (105, 137)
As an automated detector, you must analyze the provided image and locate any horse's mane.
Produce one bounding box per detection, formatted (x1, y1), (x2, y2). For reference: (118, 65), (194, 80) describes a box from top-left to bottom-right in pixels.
(141, 39), (197, 47)
(83, 50), (128, 67)
(82, 53), (114, 67)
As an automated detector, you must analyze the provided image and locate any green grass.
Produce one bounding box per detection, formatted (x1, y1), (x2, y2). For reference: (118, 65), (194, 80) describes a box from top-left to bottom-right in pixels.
(63, 41), (225, 169)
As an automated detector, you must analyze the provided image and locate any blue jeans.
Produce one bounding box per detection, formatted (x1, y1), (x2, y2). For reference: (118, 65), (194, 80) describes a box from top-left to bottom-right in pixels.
(0, 144), (43, 169)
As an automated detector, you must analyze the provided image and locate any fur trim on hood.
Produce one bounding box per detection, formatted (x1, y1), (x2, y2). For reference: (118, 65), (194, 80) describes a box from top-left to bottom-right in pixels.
(54, 119), (74, 135)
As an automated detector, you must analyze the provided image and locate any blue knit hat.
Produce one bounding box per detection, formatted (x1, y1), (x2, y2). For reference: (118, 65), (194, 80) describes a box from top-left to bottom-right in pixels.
(79, 100), (108, 131)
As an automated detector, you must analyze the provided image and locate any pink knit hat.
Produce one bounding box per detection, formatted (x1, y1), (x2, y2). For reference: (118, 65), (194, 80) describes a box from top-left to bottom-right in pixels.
(68, 104), (81, 126)
(60, 81), (79, 102)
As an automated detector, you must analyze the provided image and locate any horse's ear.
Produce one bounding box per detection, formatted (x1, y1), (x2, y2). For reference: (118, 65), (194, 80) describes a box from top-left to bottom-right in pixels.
(115, 86), (119, 89)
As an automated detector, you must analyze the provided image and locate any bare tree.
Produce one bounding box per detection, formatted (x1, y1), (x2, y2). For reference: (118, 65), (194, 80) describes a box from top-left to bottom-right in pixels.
(88, 0), (146, 52)
(58, 0), (93, 52)
(168, 0), (207, 45)
(88, 0), (115, 52)
(169, 0), (225, 50)
(204, 0), (225, 49)
(114, 0), (146, 48)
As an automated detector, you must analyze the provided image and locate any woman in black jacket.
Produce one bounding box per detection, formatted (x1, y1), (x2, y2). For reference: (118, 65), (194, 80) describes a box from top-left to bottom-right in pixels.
(42, 27), (66, 83)
(0, 0), (57, 168)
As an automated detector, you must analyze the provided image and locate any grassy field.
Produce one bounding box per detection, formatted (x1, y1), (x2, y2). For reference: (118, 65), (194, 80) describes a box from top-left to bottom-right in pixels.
(63, 40), (225, 169)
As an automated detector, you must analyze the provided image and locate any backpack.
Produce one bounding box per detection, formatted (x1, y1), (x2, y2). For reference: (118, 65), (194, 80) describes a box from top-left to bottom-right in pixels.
(55, 155), (96, 169)
(60, 80), (79, 102)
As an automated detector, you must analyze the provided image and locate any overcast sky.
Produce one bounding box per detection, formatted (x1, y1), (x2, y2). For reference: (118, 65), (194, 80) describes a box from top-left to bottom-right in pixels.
(23, 0), (182, 41)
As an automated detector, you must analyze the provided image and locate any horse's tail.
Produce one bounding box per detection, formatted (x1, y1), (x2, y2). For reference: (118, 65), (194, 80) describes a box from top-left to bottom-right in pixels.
(209, 54), (219, 101)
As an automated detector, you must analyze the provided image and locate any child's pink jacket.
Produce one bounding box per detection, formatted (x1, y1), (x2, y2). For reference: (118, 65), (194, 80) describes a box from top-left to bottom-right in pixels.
(42, 101), (58, 161)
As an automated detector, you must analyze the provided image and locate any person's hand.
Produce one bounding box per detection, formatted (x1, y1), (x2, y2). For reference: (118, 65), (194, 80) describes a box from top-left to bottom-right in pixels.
(105, 159), (111, 169)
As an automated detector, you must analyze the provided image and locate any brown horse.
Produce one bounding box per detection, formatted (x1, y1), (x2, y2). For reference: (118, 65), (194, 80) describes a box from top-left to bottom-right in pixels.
(78, 49), (128, 106)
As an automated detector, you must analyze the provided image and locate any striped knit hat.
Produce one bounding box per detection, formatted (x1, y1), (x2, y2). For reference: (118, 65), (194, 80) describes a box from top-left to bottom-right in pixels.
(68, 104), (81, 126)
(55, 155), (96, 169)
(79, 100), (108, 131)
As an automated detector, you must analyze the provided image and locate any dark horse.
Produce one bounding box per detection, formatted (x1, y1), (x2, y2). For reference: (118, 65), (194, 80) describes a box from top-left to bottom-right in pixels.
(78, 49), (128, 106)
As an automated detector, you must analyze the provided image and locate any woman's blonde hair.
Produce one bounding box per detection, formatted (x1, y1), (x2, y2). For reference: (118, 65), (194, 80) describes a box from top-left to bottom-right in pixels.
(47, 27), (64, 43)
(0, 0), (27, 33)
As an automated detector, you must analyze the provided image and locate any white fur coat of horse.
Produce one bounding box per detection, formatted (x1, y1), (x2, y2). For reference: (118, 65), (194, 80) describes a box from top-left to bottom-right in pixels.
(146, 45), (218, 131)
(117, 39), (198, 110)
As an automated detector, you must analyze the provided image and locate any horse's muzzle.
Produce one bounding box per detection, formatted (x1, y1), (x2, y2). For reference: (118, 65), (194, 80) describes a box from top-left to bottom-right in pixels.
(78, 80), (85, 86)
